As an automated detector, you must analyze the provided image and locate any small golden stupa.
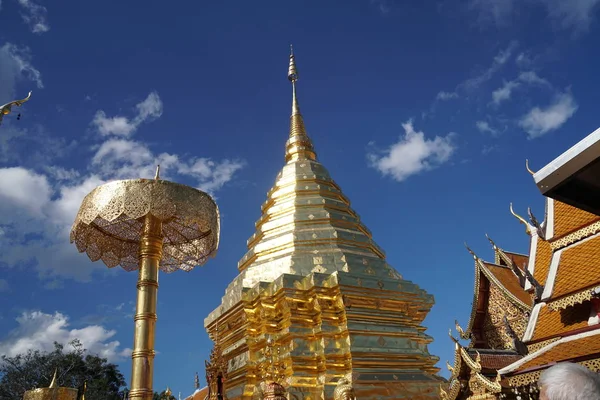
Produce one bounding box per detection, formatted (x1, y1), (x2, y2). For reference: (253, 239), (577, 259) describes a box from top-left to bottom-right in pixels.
(22, 370), (78, 400)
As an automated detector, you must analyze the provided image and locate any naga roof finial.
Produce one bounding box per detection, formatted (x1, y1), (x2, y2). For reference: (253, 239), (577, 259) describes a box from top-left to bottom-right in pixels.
(0, 91), (32, 126)
(464, 242), (478, 260)
(485, 233), (497, 250)
(510, 203), (532, 235)
(528, 207), (546, 240)
(526, 159), (536, 176)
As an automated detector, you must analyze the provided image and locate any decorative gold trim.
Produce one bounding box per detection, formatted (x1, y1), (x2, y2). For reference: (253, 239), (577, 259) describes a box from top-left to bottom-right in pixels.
(507, 357), (600, 387)
(526, 337), (560, 353)
(547, 289), (594, 311)
(478, 260), (531, 311)
(465, 259), (481, 338)
(550, 220), (600, 250)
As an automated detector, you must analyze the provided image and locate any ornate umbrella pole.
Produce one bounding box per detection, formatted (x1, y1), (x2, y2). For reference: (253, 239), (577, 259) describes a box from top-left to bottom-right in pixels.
(131, 213), (163, 398)
(70, 166), (220, 400)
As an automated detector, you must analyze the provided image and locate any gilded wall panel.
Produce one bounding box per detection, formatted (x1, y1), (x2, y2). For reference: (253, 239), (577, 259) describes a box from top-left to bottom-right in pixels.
(483, 284), (529, 350)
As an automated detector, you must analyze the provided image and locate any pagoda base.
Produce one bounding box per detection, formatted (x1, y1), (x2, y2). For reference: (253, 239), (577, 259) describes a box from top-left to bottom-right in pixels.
(205, 271), (441, 400)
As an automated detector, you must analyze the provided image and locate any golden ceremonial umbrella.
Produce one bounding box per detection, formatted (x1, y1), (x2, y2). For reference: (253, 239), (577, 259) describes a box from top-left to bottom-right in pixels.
(70, 166), (220, 399)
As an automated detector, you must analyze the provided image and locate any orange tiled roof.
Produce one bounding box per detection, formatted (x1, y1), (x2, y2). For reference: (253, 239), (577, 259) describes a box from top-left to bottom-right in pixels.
(185, 387), (208, 400)
(553, 201), (600, 238)
(503, 251), (529, 272)
(530, 303), (590, 342)
(516, 331), (600, 372)
(552, 235), (600, 299)
(483, 262), (532, 307)
(477, 353), (524, 370)
(533, 238), (552, 285)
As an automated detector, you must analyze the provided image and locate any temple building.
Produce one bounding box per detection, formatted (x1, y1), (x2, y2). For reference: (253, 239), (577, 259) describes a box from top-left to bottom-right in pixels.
(441, 231), (533, 400)
(443, 129), (600, 400)
(201, 49), (442, 399)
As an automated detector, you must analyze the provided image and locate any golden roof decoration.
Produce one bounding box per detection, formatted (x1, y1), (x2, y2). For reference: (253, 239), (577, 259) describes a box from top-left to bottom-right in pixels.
(0, 91), (32, 126)
(510, 203), (532, 236)
(49, 369), (58, 388)
(461, 243), (532, 342)
(525, 159), (536, 176)
(441, 327), (503, 400)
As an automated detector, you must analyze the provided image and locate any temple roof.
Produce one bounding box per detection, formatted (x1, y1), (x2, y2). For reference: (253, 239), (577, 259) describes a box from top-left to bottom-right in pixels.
(553, 200), (599, 238)
(462, 242), (531, 342)
(500, 328), (600, 375)
(184, 386), (208, 400)
(441, 331), (504, 400)
(550, 233), (600, 301)
(528, 302), (590, 342)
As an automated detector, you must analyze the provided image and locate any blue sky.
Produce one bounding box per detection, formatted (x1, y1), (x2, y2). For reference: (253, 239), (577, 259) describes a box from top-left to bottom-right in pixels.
(1, 0), (599, 396)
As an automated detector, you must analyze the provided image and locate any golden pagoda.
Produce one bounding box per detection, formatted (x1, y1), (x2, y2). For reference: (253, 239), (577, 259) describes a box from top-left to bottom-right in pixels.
(203, 48), (441, 399)
(22, 370), (78, 400)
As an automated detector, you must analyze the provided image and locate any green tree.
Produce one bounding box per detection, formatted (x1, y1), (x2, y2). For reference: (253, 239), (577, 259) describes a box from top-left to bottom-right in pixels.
(0, 339), (126, 400)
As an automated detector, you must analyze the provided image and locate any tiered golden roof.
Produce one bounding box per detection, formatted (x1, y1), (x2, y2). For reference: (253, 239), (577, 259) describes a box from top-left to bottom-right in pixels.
(204, 48), (441, 400)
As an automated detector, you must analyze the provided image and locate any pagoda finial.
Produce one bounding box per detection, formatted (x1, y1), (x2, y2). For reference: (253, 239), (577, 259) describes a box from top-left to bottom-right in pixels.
(194, 371), (200, 389)
(285, 46), (317, 162)
(288, 45), (301, 118)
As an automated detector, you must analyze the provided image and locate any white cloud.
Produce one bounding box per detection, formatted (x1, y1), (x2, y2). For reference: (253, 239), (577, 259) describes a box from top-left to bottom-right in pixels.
(368, 120), (456, 182)
(436, 42), (517, 101)
(515, 52), (533, 68)
(436, 91), (458, 101)
(519, 91), (578, 138)
(0, 279), (9, 292)
(543, 0), (600, 32)
(476, 121), (499, 135)
(469, 0), (515, 26)
(17, 0), (50, 34)
(518, 71), (549, 85)
(492, 80), (521, 105)
(491, 71), (551, 106)
(469, 0), (600, 32)
(0, 167), (51, 215)
(0, 311), (130, 362)
(0, 43), (43, 103)
(0, 91), (245, 283)
(92, 91), (163, 137)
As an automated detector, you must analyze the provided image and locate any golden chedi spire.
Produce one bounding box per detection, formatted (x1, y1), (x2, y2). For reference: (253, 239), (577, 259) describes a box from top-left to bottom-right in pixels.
(206, 47), (440, 400)
(233, 46), (389, 285)
(285, 45), (317, 163)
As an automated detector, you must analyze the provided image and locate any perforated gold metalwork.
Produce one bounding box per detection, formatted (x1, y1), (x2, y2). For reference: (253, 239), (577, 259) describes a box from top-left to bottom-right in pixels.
(547, 290), (594, 311)
(70, 178), (220, 272)
(506, 357), (600, 388)
(526, 337), (560, 353)
(550, 220), (600, 250)
(22, 388), (78, 400)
